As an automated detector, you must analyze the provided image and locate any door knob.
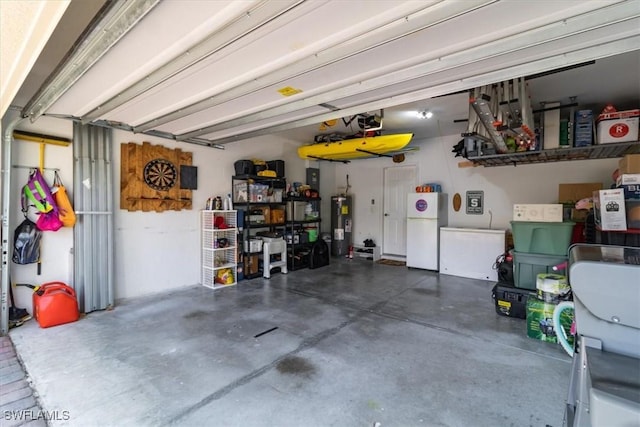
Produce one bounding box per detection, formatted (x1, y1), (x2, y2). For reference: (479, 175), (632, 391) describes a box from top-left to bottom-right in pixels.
(384, 213), (389, 216)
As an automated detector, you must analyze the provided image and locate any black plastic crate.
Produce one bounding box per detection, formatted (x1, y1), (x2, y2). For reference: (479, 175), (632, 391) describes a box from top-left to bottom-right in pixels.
(492, 282), (536, 319)
(234, 160), (254, 176)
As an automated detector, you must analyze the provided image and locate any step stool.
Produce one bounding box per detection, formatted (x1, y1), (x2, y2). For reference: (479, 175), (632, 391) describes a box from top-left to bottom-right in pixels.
(262, 238), (288, 278)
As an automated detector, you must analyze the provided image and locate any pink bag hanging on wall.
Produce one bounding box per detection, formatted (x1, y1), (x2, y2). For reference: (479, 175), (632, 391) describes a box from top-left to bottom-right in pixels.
(36, 209), (63, 232)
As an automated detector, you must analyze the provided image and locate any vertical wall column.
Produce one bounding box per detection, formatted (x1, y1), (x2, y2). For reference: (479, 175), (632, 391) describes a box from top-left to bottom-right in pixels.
(0, 117), (26, 335)
(73, 123), (114, 313)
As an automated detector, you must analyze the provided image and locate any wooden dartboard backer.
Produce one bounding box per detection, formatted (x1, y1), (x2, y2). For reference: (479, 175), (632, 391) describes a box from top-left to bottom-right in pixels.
(120, 141), (193, 212)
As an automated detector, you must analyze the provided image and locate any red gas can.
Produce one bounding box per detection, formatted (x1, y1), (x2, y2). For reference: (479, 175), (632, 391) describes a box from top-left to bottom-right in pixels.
(33, 282), (80, 328)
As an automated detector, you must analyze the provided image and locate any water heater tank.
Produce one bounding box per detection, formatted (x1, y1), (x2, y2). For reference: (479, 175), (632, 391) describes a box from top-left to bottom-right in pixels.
(331, 195), (352, 256)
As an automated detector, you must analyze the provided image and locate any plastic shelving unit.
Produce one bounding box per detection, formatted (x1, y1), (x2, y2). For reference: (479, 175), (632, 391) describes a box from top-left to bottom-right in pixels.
(201, 210), (237, 289)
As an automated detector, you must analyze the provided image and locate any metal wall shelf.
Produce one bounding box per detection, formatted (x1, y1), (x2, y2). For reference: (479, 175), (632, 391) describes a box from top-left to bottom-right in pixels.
(467, 141), (640, 167)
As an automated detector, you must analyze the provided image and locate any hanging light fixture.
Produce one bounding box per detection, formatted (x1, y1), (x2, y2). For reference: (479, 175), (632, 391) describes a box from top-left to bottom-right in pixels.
(416, 110), (433, 119)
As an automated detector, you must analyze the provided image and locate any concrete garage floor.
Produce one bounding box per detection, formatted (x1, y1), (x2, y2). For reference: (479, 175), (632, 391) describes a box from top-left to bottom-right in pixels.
(8, 258), (572, 427)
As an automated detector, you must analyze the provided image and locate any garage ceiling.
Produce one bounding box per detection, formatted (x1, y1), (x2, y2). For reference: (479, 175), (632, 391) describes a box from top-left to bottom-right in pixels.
(6, 0), (640, 147)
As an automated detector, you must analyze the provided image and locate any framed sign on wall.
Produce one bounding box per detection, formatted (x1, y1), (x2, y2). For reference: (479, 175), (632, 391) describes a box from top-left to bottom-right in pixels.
(466, 190), (484, 215)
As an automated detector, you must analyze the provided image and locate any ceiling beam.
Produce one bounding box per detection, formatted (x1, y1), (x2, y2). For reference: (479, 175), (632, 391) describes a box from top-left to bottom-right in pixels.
(131, 0), (496, 133)
(22, 0), (160, 122)
(79, 0), (306, 124)
(179, 4), (640, 140)
(196, 36), (639, 145)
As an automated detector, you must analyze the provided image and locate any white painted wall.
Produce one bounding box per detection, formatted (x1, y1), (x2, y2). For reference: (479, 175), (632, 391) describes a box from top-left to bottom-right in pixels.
(111, 130), (306, 300)
(5, 114), (74, 314)
(4, 114), (619, 313)
(5, 116), (311, 312)
(332, 129), (618, 249)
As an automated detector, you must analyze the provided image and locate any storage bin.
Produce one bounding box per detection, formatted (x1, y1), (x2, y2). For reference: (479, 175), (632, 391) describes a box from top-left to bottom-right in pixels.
(513, 251), (568, 290)
(250, 184), (269, 202)
(233, 183), (270, 203)
(266, 160), (285, 178)
(234, 160), (254, 176)
(286, 201), (307, 221)
(268, 189), (283, 203)
(510, 221), (575, 255)
(304, 226), (318, 242)
(253, 206), (270, 223)
(254, 160), (267, 174)
(244, 239), (263, 253)
(492, 282), (535, 319)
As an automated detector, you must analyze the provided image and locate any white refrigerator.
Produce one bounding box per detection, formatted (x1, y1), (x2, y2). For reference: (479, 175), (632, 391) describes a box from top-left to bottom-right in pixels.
(406, 192), (447, 270)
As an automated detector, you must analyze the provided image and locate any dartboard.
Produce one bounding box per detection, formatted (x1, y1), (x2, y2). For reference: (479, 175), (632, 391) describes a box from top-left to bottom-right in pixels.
(143, 159), (177, 191)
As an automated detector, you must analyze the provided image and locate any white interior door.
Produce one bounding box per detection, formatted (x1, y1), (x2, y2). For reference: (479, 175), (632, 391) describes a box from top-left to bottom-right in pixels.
(383, 165), (416, 257)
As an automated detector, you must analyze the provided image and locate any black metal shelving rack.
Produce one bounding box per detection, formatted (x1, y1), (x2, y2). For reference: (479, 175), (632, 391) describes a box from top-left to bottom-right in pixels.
(232, 175), (286, 279)
(284, 196), (321, 271)
(466, 141), (640, 167)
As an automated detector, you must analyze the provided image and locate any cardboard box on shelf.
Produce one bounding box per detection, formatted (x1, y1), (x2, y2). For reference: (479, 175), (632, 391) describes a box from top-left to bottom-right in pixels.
(558, 183), (601, 222)
(618, 185), (640, 200)
(593, 189), (627, 231)
(596, 109), (640, 144)
(558, 183), (602, 204)
(616, 174), (640, 186)
(270, 209), (285, 224)
(616, 174), (640, 200)
(244, 254), (259, 275)
(571, 208), (589, 223)
(619, 154), (640, 174)
(627, 199), (640, 229)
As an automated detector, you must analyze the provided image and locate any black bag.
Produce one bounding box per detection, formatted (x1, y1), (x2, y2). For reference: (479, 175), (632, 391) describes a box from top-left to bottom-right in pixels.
(309, 239), (330, 269)
(12, 218), (42, 264)
(494, 252), (514, 284)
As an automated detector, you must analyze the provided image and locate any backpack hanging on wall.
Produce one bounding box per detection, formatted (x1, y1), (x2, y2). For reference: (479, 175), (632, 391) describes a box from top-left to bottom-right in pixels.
(12, 218), (42, 264)
(22, 168), (57, 213)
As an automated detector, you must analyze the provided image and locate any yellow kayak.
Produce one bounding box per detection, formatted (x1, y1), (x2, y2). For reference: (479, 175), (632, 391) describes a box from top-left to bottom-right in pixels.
(298, 133), (414, 161)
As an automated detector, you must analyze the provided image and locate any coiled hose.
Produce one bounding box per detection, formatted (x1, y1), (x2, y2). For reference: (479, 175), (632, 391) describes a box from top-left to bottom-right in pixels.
(553, 301), (575, 357)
